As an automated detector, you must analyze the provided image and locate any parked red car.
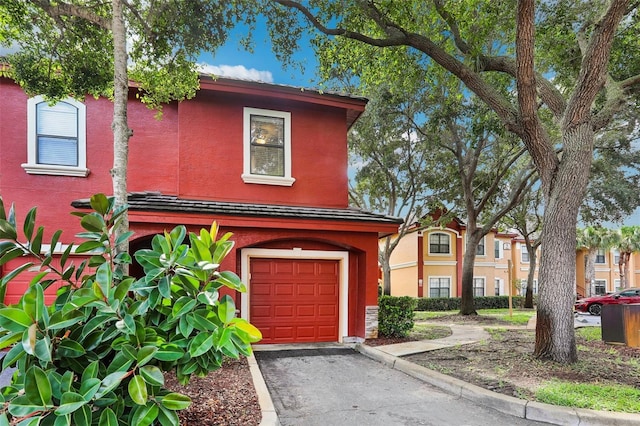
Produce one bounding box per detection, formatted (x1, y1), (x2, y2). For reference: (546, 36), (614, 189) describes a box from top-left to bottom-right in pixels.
(574, 288), (640, 315)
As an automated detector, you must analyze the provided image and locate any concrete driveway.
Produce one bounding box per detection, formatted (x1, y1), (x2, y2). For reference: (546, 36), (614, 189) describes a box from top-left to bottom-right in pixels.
(255, 347), (546, 426)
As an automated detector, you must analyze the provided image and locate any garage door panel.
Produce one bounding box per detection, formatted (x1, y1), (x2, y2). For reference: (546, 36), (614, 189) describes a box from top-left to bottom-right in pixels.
(250, 258), (339, 344)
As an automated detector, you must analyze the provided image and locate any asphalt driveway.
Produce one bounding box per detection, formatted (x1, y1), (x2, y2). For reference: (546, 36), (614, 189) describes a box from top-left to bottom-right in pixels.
(255, 347), (546, 426)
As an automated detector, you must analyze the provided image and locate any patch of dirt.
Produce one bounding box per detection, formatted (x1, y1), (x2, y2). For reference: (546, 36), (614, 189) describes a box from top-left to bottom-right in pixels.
(164, 357), (261, 426)
(397, 318), (640, 401)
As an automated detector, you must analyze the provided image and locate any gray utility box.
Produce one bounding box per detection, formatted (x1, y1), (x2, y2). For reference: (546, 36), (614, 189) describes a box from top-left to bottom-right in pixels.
(601, 303), (640, 347)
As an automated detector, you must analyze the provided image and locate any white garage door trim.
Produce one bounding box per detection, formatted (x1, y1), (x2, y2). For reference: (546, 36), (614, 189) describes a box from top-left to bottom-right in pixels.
(240, 248), (349, 343)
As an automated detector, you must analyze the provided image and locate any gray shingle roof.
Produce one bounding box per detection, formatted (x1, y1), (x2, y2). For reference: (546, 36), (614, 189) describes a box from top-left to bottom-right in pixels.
(71, 193), (403, 226)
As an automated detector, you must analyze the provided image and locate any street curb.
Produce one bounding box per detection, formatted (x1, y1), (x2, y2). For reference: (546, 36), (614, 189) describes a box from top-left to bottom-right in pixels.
(247, 353), (280, 426)
(355, 344), (640, 426)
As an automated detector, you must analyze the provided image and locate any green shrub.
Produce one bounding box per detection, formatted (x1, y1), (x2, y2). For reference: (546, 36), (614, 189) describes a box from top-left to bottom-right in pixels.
(378, 296), (416, 337)
(0, 194), (261, 425)
(414, 296), (527, 311)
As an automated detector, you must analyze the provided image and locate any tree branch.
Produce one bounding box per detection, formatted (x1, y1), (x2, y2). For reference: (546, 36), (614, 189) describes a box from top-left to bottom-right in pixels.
(33, 0), (111, 30)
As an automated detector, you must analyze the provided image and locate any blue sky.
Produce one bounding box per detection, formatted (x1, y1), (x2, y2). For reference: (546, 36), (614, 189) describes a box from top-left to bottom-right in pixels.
(197, 22), (320, 87)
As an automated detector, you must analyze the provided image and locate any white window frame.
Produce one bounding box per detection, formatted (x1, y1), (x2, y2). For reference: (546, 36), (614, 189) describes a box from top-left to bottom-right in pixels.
(494, 240), (503, 259)
(23, 95), (89, 177)
(242, 107), (295, 186)
(593, 279), (607, 295)
(428, 232), (451, 255)
(595, 248), (606, 264)
(476, 236), (486, 256)
(428, 276), (451, 298)
(473, 277), (486, 297)
(494, 278), (504, 296)
(520, 244), (530, 263)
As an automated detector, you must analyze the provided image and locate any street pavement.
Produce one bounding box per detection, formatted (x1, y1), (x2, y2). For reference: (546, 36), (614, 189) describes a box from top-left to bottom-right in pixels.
(255, 347), (547, 426)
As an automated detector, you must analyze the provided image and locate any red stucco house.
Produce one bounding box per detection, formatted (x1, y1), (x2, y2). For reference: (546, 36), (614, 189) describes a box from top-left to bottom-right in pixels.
(0, 74), (401, 344)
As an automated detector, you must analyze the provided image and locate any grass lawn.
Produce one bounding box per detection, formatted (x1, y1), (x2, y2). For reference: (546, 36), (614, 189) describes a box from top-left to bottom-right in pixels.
(414, 308), (536, 325)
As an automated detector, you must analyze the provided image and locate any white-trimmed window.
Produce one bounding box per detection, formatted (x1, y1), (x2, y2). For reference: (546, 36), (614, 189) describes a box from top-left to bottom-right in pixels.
(23, 96), (88, 177)
(476, 236), (486, 256)
(595, 249), (606, 264)
(593, 279), (607, 295)
(473, 277), (485, 297)
(494, 278), (503, 296)
(521, 245), (530, 263)
(613, 250), (620, 265)
(242, 107), (294, 186)
(429, 232), (450, 254)
(494, 240), (503, 259)
(429, 277), (451, 298)
(614, 279), (621, 291)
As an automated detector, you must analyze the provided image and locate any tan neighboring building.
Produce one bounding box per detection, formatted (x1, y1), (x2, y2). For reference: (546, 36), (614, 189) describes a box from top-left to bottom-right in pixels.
(575, 249), (640, 297)
(387, 216), (640, 299)
(386, 215), (525, 298)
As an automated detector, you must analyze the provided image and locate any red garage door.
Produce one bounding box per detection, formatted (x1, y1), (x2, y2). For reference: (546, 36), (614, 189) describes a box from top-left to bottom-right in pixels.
(250, 258), (339, 344)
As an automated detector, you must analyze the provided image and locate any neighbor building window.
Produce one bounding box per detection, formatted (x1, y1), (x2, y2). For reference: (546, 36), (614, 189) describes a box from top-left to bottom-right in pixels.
(429, 232), (450, 254)
(473, 277), (485, 297)
(521, 246), (530, 263)
(595, 249), (606, 264)
(476, 236), (486, 256)
(242, 107), (294, 186)
(429, 277), (450, 298)
(494, 278), (503, 296)
(494, 240), (503, 259)
(23, 95), (88, 176)
(594, 279), (606, 295)
(613, 251), (620, 265)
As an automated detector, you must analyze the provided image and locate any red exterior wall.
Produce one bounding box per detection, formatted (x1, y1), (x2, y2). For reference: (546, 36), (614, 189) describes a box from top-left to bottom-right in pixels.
(0, 75), (394, 341)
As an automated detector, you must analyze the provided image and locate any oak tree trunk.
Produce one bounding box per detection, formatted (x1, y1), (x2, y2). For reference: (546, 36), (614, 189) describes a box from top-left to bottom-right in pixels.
(534, 125), (594, 363)
(460, 233), (480, 315)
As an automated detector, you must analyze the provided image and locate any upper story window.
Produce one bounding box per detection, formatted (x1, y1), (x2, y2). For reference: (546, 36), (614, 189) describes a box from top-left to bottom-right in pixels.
(521, 245), (530, 263)
(476, 236), (486, 256)
(429, 232), (450, 254)
(494, 240), (502, 259)
(23, 96), (89, 177)
(595, 249), (606, 264)
(614, 251), (620, 264)
(242, 107), (294, 186)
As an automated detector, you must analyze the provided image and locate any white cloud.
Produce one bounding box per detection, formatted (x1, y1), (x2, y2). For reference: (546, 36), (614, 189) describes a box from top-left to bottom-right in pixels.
(198, 63), (273, 83)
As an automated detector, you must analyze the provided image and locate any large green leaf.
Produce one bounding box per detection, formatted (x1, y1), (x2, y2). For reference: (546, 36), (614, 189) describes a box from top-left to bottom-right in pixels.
(7, 395), (44, 417)
(231, 318), (263, 343)
(172, 296), (196, 318)
(79, 378), (101, 401)
(106, 352), (133, 375)
(34, 336), (52, 363)
(160, 393), (191, 411)
(56, 339), (86, 358)
(188, 333), (214, 357)
(30, 226), (44, 257)
(3, 342), (25, 369)
(157, 405), (180, 426)
(214, 271), (246, 292)
(0, 331), (22, 351)
(178, 315), (194, 337)
(128, 375), (148, 405)
(72, 405), (92, 426)
(48, 310), (84, 330)
(0, 308), (33, 331)
(95, 262), (112, 300)
(98, 407), (118, 426)
(75, 240), (105, 254)
(154, 344), (184, 361)
(21, 323), (36, 355)
(0, 219), (17, 240)
(0, 247), (26, 267)
(80, 214), (105, 233)
(139, 365), (164, 386)
(197, 290), (219, 306)
(131, 403), (160, 426)
(136, 346), (157, 367)
(95, 372), (127, 399)
(55, 391), (87, 415)
(22, 283), (45, 323)
(89, 193), (110, 216)
(217, 295), (236, 325)
(25, 366), (52, 406)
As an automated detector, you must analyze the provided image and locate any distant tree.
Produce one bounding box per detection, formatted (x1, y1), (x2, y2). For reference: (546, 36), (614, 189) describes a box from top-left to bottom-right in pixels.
(503, 189), (542, 308)
(611, 226), (640, 289)
(577, 227), (615, 297)
(347, 85), (432, 295)
(0, 0), (243, 260)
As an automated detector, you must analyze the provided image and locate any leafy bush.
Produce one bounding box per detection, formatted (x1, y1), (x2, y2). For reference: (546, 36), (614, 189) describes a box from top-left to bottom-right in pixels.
(414, 296), (527, 311)
(378, 296), (416, 337)
(0, 194), (261, 425)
